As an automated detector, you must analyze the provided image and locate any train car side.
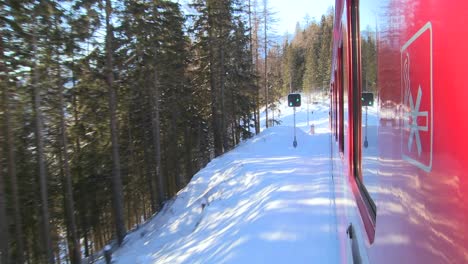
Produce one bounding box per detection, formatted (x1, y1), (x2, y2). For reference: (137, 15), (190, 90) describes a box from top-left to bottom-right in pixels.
(330, 0), (468, 263)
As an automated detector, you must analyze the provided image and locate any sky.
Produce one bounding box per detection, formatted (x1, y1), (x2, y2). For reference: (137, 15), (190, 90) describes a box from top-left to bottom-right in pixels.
(269, 0), (335, 35)
(177, 0), (335, 39)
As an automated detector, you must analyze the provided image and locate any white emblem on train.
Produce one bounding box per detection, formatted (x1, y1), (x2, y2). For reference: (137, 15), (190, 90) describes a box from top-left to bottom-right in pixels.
(404, 74), (428, 156)
(400, 22), (433, 172)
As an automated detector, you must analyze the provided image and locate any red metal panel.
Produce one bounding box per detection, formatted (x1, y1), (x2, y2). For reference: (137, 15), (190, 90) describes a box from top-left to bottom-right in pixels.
(332, 0), (468, 262)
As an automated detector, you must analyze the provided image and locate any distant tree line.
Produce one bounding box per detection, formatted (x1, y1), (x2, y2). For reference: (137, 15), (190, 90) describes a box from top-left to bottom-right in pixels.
(0, 1), (333, 263)
(260, 9), (334, 125)
(361, 26), (377, 92)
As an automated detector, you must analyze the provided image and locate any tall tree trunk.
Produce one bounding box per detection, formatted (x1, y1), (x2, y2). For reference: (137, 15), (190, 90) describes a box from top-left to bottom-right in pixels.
(138, 68), (157, 212)
(133, 190), (139, 225)
(210, 50), (222, 157)
(170, 109), (183, 190)
(0, 107), (9, 264)
(143, 128), (157, 212)
(248, 0), (259, 135)
(197, 122), (210, 168)
(32, 33), (54, 264)
(126, 194), (131, 230)
(32, 186), (42, 263)
(0, 23), (24, 263)
(105, 0), (126, 246)
(57, 59), (81, 263)
(71, 69), (90, 258)
(127, 109), (148, 215)
(207, 2), (223, 157)
(0, 32), (11, 264)
(149, 58), (165, 206)
(231, 89), (239, 145)
(184, 125), (193, 183)
(136, 47), (157, 212)
(72, 81), (90, 261)
(220, 26), (228, 152)
(8, 84), (24, 264)
(253, 2), (261, 133)
(263, 0), (269, 128)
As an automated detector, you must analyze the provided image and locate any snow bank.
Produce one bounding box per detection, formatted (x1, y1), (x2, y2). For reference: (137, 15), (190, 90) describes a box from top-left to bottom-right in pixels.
(105, 96), (340, 263)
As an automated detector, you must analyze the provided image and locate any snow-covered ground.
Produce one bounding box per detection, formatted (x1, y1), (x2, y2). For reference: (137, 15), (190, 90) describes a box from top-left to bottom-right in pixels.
(106, 93), (340, 263)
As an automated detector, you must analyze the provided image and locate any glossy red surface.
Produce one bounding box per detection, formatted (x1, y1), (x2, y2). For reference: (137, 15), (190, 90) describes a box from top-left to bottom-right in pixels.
(330, 0), (468, 263)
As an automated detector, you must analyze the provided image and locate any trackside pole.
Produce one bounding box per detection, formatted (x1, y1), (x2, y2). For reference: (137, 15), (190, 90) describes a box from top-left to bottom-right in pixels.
(288, 93), (300, 148)
(293, 106), (298, 148)
(364, 105), (369, 148)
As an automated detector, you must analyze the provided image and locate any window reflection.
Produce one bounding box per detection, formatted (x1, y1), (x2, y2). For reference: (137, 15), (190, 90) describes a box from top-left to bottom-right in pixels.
(360, 0), (379, 201)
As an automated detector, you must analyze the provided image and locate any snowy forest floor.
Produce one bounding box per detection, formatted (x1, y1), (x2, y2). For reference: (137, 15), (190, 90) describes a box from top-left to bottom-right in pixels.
(97, 94), (340, 263)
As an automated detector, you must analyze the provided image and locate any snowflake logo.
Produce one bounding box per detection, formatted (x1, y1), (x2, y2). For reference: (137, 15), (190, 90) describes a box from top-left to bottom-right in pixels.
(404, 85), (428, 156)
(400, 22), (433, 172)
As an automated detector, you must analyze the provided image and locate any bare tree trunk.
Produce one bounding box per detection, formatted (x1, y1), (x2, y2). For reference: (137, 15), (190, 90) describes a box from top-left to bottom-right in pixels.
(220, 26), (228, 152)
(184, 125), (193, 182)
(32, 187), (42, 262)
(0, 33), (11, 264)
(0, 107), (9, 264)
(170, 109), (184, 190)
(133, 191), (140, 224)
(207, 1), (223, 157)
(136, 49), (157, 213)
(253, 1), (261, 133)
(231, 89), (239, 145)
(127, 110), (146, 216)
(105, 0), (126, 246)
(5, 85), (24, 264)
(126, 194), (132, 230)
(263, 0), (269, 128)
(143, 128), (157, 212)
(248, 0), (259, 135)
(57, 56), (81, 263)
(150, 51), (165, 206)
(140, 78), (157, 212)
(32, 32), (54, 263)
(71, 70), (90, 259)
(210, 51), (222, 157)
(252, 0), (261, 134)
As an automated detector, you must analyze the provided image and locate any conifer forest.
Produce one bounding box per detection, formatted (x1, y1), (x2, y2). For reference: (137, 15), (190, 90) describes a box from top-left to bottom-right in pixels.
(0, 0), (342, 263)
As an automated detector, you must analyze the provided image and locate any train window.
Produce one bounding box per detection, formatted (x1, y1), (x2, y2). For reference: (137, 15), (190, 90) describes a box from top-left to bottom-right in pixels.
(334, 72), (338, 142)
(351, 0), (377, 226)
(339, 45), (344, 153)
(359, 0), (378, 220)
(330, 83), (334, 137)
(332, 75), (337, 141)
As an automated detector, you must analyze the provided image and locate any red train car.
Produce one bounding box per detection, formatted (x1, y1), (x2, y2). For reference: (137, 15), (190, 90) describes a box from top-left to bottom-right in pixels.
(330, 0), (468, 263)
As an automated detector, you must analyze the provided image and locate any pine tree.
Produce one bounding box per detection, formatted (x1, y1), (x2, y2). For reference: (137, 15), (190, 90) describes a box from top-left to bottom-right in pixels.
(227, 18), (257, 141)
(190, 0), (231, 156)
(4, 81), (26, 264)
(247, 0), (260, 135)
(105, 0), (126, 246)
(28, 3), (56, 259)
(55, 29), (81, 264)
(1, 3), (27, 262)
(251, 0), (261, 134)
(0, 1), (335, 262)
(0, 14), (9, 262)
